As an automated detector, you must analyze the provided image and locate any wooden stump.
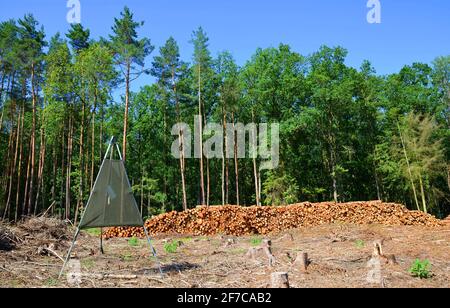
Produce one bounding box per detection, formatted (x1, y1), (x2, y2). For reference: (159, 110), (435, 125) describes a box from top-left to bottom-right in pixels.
(246, 239), (276, 267)
(294, 252), (309, 272)
(262, 239), (276, 267)
(271, 272), (290, 288)
(373, 239), (397, 265)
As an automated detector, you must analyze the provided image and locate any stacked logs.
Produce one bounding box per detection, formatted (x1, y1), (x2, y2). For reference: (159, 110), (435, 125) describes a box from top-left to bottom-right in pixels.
(103, 201), (443, 238)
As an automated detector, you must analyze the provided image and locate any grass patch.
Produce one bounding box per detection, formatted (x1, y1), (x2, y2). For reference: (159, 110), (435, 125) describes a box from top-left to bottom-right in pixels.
(409, 259), (432, 279)
(250, 237), (262, 247)
(128, 237), (140, 247)
(45, 278), (58, 287)
(121, 253), (134, 262)
(229, 248), (247, 255)
(179, 237), (193, 243)
(355, 240), (365, 249)
(85, 228), (102, 237)
(81, 258), (95, 270)
(164, 240), (179, 254)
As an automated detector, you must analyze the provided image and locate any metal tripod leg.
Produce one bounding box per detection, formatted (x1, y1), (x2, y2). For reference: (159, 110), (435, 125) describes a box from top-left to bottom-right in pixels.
(143, 225), (164, 277)
(58, 228), (81, 279)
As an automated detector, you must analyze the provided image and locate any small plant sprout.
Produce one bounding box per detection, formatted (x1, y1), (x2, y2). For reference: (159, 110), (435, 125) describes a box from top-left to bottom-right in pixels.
(164, 240), (179, 254)
(355, 240), (365, 249)
(128, 237), (139, 247)
(409, 259), (432, 279)
(250, 237), (263, 247)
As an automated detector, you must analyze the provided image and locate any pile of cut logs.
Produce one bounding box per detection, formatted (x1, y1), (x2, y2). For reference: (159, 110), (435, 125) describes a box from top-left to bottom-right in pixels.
(103, 201), (443, 238)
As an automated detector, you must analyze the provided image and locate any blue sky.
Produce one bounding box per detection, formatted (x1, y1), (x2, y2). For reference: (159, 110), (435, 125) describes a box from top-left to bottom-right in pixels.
(1, 0), (449, 96)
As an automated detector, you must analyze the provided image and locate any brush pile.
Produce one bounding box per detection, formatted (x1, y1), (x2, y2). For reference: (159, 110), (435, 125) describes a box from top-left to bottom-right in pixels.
(0, 222), (20, 251)
(104, 201), (443, 238)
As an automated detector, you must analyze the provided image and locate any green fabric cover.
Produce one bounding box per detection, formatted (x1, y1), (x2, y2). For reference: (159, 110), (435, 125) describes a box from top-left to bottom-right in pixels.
(78, 159), (144, 229)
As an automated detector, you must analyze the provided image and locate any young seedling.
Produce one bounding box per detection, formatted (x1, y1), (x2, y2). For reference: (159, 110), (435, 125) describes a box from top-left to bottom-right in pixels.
(409, 259), (432, 279)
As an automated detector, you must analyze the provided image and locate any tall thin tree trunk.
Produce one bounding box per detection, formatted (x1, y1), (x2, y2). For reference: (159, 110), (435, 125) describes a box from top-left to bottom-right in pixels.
(198, 65), (205, 205)
(140, 169), (144, 216)
(122, 63), (131, 162)
(0, 72), (7, 135)
(100, 102), (104, 163)
(173, 68), (187, 211)
(75, 101), (85, 225)
(222, 105), (229, 205)
(398, 123), (420, 211)
(232, 113), (240, 206)
(60, 128), (65, 218)
(27, 64), (37, 215)
(90, 98), (97, 190)
(331, 150), (338, 203)
(65, 116), (73, 220)
(13, 105), (25, 220)
(22, 138), (32, 219)
(34, 122), (45, 215)
(51, 146), (57, 214)
(373, 161), (382, 201)
(3, 106), (20, 220)
(447, 164), (450, 192)
(202, 99), (210, 207)
(251, 111), (260, 206)
(418, 174), (428, 214)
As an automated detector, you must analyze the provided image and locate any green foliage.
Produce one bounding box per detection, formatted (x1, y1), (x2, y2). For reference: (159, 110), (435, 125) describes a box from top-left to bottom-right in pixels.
(355, 240), (365, 248)
(121, 253), (134, 262)
(81, 258), (95, 270)
(128, 237), (140, 247)
(164, 240), (179, 254)
(409, 259), (432, 279)
(85, 228), (101, 237)
(250, 237), (263, 247)
(263, 173), (299, 206)
(45, 278), (58, 287)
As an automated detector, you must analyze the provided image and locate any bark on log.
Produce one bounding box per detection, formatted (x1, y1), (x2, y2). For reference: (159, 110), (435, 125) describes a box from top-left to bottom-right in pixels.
(271, 272), (289, 288)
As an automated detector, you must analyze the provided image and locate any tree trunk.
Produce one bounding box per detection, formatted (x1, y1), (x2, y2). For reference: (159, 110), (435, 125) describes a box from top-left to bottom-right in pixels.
(4, 106), (20, 220)
(447, 164), (450, 192)
(252, 111), (260, 206)
(398, 123), (420, 211)
(418, 174), (428, 214)
(222, 105), (229, 205)
(122, 62), (131, 162)
(90, 96), (97, 190)
(22, 137), (32, 219)
(51, 146), (57, 214)
(232, 113), (239, 206)
(14, 105), (25, 220)
(65, 116), (73, 220)
(27, 64), (37, 215)
(373, 159), (382, 201)
(331, 150), (338, 203)
(173, 69), (187, 211)
(34, 122), (45, 215)
(75, 101), (86, 225)
(198, 65), (205, 205)
(60, 127), (65, 218)
(140, 170), (144, 216)
(0, 72), (7, 137)
(271, 272), (289, 288)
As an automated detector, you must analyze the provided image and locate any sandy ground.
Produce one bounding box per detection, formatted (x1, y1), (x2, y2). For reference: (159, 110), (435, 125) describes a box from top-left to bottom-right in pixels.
(0, 223), (449, 288)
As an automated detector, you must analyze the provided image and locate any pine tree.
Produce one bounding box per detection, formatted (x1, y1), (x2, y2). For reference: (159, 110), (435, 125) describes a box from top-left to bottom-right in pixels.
(109, 7), (153, 161)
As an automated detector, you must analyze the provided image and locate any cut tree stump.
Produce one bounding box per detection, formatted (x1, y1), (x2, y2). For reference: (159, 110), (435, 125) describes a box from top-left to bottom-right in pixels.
(372, 239), (397, 265)
(294, 252), (309, 272)
(246, 239), (276, 267)
(262, 240), (276, 267)
(271, 272), (289, 288)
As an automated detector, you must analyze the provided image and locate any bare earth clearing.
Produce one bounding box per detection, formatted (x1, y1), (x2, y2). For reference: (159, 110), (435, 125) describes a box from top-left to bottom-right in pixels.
(0, 216), (449, 288)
